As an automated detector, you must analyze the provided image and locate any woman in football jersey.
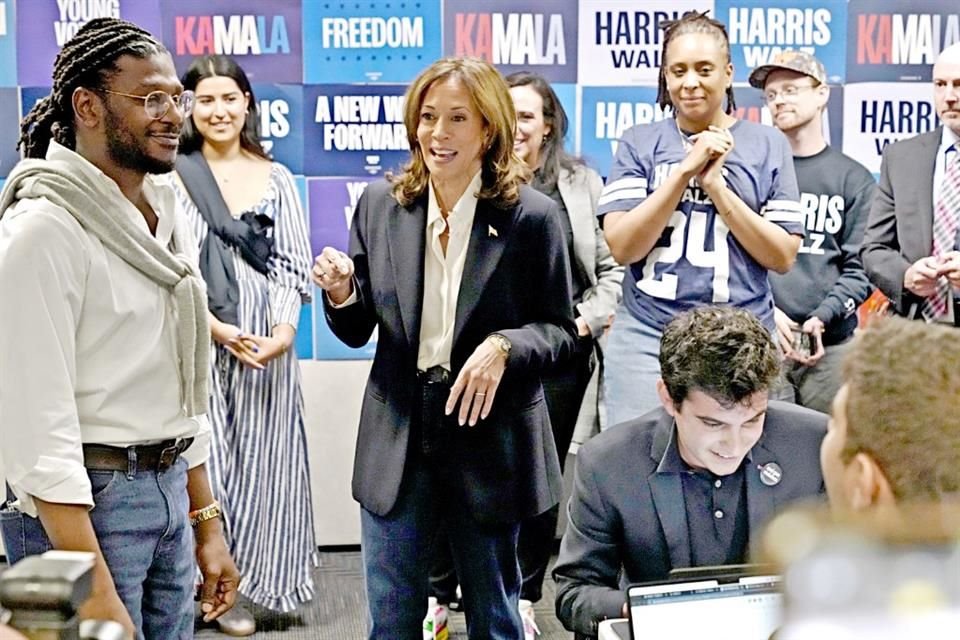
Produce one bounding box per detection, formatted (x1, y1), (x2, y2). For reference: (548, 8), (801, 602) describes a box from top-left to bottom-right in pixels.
(598, 11), (804, 425)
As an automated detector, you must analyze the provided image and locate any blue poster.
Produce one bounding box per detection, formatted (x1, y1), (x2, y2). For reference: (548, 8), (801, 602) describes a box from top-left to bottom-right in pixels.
(550, 83), (578, 153)
(16, 0), (162, 87)
(303, 0), (442, 84)
(159, 0), (302, 84)
(252, 83), (303, 175)
(580, 86), (664, 178)
(20, 87), (51, 124)
(443, 0), (579, 83)
(0, 0), (16, 86)
(719, 0), (848, 84)
(0, 87), (18, 176)
(846, 0), (959, 82)
(293, 175), (314, 360)
(302, 84), (410, 177)
(308, 177), (377, 360)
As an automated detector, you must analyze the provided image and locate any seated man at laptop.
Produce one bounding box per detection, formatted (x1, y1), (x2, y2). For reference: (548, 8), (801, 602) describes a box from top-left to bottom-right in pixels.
(821, 317), (960, 510)
(553, 307), (826, 637)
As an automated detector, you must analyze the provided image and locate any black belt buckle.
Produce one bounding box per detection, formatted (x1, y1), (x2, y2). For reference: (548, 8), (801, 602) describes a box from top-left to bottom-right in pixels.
(418, 366), (451, 386)
(157, 438), (185, 470)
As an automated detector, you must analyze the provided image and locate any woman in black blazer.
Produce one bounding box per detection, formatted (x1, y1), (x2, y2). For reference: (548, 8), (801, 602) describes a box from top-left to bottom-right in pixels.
(312, 57), (577, 640)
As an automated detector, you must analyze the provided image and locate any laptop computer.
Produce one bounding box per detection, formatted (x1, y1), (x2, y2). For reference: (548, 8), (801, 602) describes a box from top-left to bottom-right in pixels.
(625, 571), (782, 640)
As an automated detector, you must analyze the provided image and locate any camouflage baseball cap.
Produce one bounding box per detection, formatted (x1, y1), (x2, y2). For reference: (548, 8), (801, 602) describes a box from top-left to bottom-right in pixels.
(748, 49), (827, 88)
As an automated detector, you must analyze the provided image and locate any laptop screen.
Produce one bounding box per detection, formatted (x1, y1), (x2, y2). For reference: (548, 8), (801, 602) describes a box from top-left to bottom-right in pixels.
(627, 576), (782, 640)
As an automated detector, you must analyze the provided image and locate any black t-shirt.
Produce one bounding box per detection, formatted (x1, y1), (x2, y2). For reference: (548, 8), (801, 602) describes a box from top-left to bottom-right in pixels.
(769, 145), (876, 345)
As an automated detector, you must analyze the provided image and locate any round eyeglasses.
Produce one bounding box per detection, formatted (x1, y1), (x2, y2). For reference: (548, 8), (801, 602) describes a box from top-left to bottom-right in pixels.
(763, 84), (818, 104)
(99, 88), (195, 120)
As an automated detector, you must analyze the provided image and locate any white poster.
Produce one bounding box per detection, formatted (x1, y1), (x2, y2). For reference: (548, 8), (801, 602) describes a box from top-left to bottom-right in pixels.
(577, 0), (713, 86)
(841, 82), (939, 175)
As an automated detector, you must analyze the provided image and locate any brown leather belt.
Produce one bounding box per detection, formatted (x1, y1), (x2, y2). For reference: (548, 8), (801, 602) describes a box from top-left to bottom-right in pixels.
(82, 438), (194, 472)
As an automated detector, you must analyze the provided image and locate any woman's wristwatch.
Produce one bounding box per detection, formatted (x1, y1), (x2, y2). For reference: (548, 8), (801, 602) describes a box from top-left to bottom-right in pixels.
(487, 333), (512, 360)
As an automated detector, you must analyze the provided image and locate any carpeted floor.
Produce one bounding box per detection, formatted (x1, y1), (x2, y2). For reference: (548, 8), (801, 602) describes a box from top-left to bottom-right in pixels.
(195, 549), (573, 639)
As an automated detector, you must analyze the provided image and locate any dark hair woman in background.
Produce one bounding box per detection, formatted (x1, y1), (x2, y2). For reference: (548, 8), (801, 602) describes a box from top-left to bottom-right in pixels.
(174, 54), (316, 635)
(507, 69), (623, 631)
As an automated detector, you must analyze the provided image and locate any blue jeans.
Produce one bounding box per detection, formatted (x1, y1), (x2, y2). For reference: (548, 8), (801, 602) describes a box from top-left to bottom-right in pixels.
(603, 307), (664, 428)
(1, 457), (194, 640)
(361, 460), (523, 640)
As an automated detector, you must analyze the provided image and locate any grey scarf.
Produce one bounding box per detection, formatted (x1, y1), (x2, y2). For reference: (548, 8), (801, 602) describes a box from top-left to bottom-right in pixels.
(0, 157), (209, 417)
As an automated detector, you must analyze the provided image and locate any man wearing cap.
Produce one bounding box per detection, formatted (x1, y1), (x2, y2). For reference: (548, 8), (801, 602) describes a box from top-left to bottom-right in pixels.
(860, 43), (960, 324)
(552, 307), (826, 638)
(748, 50), (875, 414)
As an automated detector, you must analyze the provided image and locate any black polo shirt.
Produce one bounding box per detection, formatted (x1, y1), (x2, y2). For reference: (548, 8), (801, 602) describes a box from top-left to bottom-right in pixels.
(659, 428), (750, 567)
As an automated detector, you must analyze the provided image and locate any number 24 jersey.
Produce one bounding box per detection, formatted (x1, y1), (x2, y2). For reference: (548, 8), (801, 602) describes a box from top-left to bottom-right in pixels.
(598, 117), (803, 332)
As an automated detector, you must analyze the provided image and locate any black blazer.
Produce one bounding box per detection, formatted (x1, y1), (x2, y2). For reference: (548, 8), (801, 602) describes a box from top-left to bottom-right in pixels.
(324, 179), (577, 524)
(552, 402), (827, 637)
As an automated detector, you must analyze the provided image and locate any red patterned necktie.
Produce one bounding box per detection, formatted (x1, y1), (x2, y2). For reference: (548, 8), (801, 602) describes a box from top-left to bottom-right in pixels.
(923, 146), (960, 319)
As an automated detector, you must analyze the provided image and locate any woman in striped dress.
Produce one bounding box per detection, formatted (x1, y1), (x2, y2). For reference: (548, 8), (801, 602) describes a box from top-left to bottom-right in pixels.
(173, 54), (317, 635)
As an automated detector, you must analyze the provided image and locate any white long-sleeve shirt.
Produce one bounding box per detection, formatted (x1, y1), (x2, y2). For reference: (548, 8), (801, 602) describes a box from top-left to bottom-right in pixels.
(417, 171), (482, 371)
(0, 143), (210, 517)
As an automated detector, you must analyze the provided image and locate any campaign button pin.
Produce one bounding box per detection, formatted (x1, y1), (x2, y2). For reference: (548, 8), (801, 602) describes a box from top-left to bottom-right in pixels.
(759, 462), (782, 487)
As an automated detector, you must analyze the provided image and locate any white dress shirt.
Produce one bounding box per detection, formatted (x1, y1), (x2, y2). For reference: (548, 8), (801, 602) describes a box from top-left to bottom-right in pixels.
(0, 143), (210, 517)
(417, 172), (482, 371)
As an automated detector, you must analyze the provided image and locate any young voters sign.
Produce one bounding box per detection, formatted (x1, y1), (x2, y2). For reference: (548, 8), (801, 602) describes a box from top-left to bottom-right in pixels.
(308, 177), (377, 360)
(16, 0), (161, 87)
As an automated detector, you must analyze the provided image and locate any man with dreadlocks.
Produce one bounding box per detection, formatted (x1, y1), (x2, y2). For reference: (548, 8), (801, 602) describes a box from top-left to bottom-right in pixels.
(598, 11), (804, 426)
(0, 18), (238, 638)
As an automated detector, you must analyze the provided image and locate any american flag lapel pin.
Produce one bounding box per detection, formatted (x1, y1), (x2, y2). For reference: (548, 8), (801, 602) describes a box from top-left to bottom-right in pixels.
(488, 224), (498, 238)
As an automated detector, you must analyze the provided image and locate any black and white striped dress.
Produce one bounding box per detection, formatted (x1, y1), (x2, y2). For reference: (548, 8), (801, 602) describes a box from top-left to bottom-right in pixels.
(176, 163), (318, 612)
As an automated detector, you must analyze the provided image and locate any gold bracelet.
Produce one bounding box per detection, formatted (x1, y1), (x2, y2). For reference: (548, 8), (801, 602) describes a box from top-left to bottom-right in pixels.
(189, 501), (222, 527)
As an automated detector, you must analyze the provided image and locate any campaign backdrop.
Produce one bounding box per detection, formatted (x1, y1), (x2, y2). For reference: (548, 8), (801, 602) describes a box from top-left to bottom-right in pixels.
(160, 0), (303, 84)
(16, 0), (162, 87)
(1, 0), (958, 359)
(444, 0), (579, 83)
(720, 0), (848, 84)
(0, 0), (16, 86)
(577, 0), (713, 86)
(302, 0), (443, 83)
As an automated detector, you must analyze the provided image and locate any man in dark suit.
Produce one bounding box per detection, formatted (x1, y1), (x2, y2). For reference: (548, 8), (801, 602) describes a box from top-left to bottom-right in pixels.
(312, 57), (576, 640)
(861, 43), (960, 321)
(553, 307), (826, 638)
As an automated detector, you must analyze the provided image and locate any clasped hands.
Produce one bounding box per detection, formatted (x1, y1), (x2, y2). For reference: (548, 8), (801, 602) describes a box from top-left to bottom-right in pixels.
(904, 252), (960, 297)
(211, 319), (292, 369)
(774, 307), (825, 366)
(679, 125), (734, 192)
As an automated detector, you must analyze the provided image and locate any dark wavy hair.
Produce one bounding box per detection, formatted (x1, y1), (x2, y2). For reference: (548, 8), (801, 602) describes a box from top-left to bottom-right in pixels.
(391, 57), (529, 209)
(660, 306), (780, 407)
(178, 55), (270, 160)
(656, 10), (737, 116)
(18, 18), (166, 158)
(504, 71), (583, 191)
